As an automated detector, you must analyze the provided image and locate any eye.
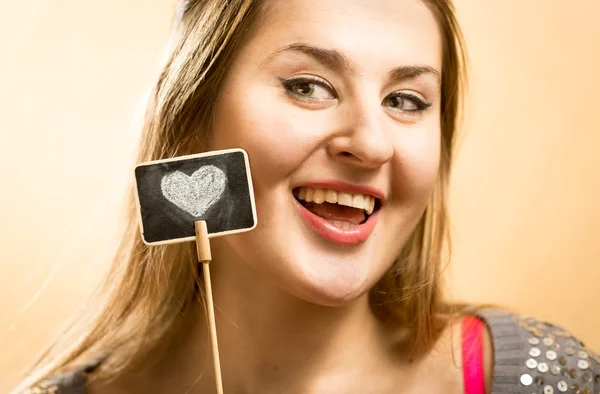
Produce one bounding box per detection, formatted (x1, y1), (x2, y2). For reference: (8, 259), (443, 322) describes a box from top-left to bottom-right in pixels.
(281, 77), (336, 101)
(383, 92), (432, 114)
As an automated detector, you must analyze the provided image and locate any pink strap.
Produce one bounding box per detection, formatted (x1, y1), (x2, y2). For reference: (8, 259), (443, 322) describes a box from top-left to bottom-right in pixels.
(462, 316), (486, 394)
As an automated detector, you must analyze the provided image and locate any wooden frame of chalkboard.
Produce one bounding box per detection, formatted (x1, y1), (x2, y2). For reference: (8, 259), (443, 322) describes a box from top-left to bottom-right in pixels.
(134, 148), (257, 246)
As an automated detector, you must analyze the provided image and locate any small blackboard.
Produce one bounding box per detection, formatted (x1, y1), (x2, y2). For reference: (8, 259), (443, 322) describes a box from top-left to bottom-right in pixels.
(134, 148), (257, 245)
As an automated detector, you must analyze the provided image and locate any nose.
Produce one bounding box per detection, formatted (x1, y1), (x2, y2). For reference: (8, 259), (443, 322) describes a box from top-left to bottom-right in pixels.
(326, 101), (394, 169)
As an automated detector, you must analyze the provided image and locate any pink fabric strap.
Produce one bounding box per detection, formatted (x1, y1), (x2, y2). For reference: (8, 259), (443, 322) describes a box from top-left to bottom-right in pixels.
(462, 316), (486, 394)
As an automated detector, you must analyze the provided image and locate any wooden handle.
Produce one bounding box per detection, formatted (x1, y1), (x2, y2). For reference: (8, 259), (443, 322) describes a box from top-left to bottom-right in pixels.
(195, 221), (212, 262)
(194, 221), (223, 394)
(203, 263), (223, 394)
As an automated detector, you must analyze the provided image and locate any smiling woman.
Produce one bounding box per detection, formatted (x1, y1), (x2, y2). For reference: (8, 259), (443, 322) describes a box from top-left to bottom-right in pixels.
(11, 0), (599, 394)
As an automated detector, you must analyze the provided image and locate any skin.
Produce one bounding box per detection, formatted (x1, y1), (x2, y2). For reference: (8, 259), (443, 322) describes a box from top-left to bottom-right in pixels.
(90, 0), (494, 393)
(209, 0), (442, 307)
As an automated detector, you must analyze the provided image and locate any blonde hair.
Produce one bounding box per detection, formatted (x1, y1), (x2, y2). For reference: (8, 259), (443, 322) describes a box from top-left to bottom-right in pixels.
(14, 0), (468, 390)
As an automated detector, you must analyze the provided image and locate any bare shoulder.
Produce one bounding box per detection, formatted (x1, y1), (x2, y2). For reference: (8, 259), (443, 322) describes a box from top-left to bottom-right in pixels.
(403, 316), (474, 394)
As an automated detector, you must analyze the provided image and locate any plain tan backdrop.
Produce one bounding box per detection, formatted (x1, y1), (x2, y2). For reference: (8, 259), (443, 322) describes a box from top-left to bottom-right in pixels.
(1, 0), (599, 391)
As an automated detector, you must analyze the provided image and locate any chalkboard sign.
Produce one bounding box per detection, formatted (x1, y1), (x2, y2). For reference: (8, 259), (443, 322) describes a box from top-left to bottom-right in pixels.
(134, 148), (257, 245)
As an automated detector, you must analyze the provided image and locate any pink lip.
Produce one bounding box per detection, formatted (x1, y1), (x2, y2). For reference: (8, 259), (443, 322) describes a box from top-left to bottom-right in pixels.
(297, 180), (385, 204)
(294, 198), (380, 245)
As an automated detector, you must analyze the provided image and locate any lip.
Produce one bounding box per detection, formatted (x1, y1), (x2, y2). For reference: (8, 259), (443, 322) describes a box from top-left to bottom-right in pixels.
(295, 180), (385, 204)
(293, 197), (380, 245)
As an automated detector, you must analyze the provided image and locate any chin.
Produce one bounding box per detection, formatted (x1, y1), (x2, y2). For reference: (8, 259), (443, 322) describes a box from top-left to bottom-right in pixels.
(279, 253), (377, 307)
(253, 211), (390, 308)
(298, 282), (370, 307)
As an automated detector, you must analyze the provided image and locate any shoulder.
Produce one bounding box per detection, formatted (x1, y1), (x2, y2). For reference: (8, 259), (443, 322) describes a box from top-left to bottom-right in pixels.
(477, 309), (599, 394)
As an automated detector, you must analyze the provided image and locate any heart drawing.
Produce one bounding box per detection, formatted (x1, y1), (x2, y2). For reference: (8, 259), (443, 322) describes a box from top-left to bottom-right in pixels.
(160, 165), (227, 217)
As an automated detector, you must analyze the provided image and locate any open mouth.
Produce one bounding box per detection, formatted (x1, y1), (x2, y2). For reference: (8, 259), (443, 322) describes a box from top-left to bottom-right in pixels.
(292, 186), (382, 230)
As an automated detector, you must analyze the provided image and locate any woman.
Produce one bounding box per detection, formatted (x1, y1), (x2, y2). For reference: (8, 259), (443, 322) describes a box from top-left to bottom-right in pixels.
(14, 0), (599, 393)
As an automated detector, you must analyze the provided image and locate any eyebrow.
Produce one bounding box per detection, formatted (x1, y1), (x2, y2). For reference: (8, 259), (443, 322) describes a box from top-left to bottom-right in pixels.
(260, 42), (441, 87)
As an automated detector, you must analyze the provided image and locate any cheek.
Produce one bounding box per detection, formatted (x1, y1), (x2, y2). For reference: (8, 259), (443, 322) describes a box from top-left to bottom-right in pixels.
(210, 85), (324, 186)
(392, 121), (442, 203)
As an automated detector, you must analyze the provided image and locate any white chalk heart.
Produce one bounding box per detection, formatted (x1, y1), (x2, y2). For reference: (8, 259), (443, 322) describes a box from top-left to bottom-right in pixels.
(160, 165), (227, 217)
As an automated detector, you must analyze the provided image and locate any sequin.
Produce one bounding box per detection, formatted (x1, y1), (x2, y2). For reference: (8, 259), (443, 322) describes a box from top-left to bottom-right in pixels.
(582, 372), (591, 383)
(571, 383), (580, 393)
(579, 351), (589, 359)
(543, 337), (554, 346)
(578, 360), (589, 370)
(557, 380), (568, 392)
(570, 368), (578, 378)
(547, 350), (558, 360)
(538, 362), (549, 373)
(534, 376), (545, 386)
(581, 387), (590, 394)
(527, 358), (538, 369)
(551, 365), (561, 375)
(529, 337), (541, 345)
(544, 386), (555, 394)
(530, 347), (542, 357)
(558, 356), (568, 366)
(521, 374), (534, 386)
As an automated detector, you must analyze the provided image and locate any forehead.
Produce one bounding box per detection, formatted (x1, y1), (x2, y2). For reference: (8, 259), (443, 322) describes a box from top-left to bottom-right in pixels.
(251, 0), (442, 73)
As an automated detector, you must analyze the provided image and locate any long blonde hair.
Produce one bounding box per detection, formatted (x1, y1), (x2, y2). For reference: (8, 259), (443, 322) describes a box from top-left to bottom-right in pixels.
(14, 0), (468, 390)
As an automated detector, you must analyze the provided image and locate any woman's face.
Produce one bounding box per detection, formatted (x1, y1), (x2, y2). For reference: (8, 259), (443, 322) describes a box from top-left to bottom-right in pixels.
(209, 0), (442, 305)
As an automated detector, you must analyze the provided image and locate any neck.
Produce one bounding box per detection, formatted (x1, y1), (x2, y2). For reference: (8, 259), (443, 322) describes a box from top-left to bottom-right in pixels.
(137, 243), (413, 394)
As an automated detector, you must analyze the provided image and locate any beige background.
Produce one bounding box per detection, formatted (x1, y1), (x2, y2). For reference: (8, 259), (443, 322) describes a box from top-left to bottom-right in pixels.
(1, 0), (599, 390)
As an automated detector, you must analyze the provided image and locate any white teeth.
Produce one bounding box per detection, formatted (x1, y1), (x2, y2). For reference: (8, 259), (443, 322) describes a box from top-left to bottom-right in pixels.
(337, 192), (353, 207)
(353, 194), (364, 210)
(313, 189), (325, 204)
(327, 220), (357, 230)
(295, 187), (378, 215)
(305, 188), (314, 202)
(364, 196), (371, 211)
(325, 189), (338, 203)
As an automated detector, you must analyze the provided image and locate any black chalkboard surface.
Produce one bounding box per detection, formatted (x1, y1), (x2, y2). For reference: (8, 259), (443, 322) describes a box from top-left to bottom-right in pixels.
(134, 148), (257, 245)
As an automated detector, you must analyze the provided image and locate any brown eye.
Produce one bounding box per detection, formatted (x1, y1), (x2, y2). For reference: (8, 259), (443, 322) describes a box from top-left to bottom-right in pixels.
(383, 92), (431, 113)
(292, 82), (315, 97)
(391, 96), (409, 109)
(282, 77), (336, 100)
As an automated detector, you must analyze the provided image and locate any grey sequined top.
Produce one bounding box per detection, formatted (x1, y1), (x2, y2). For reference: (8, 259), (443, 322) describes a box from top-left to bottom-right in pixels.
(20, 310), (600, 394)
